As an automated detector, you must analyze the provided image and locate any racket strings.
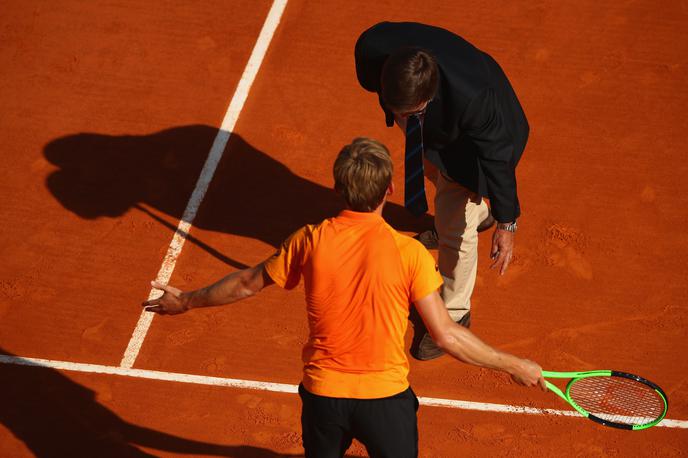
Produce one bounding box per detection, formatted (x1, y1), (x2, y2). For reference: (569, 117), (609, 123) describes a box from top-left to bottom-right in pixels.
(569, 376), (664, 425)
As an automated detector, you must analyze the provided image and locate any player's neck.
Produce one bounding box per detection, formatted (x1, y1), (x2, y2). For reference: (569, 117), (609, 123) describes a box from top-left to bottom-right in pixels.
(372, 199), (386, 216)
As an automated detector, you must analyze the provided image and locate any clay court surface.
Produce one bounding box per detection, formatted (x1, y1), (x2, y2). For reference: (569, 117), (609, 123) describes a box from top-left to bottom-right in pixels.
(1, 0), (687, 456)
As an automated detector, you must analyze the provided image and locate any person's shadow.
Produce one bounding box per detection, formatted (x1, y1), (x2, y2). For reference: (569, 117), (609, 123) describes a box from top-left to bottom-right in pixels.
(44, 125), (432, 268)
(0, 349), (308, 457)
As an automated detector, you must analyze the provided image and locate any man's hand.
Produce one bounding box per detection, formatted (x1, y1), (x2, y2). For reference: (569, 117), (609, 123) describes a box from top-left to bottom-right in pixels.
(142, 281), (189, 315)
(490, 227), (515, 275)
(510, 358), (548, 391)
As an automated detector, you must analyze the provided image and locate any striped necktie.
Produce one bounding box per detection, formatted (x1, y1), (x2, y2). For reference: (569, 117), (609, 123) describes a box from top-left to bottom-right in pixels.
(404, 114), (428, 216)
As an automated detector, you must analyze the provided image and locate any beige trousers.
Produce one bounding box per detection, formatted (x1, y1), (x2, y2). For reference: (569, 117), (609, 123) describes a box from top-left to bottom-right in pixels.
(433, 172), (489, 321)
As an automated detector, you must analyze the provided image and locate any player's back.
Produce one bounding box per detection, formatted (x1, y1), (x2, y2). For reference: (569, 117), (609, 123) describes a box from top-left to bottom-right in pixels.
(299, 210), (437, 399)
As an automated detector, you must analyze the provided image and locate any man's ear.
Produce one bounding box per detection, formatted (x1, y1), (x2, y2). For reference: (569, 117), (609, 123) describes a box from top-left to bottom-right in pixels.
(387, 181), (395, 196)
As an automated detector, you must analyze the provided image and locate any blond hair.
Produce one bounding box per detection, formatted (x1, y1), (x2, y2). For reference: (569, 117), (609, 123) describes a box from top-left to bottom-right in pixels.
(333, 138), (393, 212)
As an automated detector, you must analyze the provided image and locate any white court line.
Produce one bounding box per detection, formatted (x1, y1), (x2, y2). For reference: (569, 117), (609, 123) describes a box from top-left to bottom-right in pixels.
(119, 0), (289, 369)
(2, 354), (686, 429)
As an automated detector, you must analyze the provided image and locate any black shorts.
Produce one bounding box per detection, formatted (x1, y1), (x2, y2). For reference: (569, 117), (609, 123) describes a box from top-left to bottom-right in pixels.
(298, 384), (419, 458)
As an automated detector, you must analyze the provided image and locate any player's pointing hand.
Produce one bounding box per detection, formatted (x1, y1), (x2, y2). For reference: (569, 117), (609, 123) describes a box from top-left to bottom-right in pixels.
(142, 281), (189, 315)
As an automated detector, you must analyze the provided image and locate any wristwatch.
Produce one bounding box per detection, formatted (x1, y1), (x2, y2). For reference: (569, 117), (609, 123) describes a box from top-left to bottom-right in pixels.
(496, 221), (518, 233)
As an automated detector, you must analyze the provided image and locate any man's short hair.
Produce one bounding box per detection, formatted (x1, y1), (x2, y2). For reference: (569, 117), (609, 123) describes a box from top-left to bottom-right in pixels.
(381, 47), (439, 112)
(334, 138), (393, 212)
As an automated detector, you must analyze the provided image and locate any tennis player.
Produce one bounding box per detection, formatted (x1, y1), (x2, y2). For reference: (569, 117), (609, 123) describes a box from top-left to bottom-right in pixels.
(143, 138), (546, 457)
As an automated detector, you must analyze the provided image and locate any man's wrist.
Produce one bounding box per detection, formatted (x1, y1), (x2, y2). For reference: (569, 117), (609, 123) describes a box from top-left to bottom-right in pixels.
(501, 353), (526, 376)
(180, 291), (195, 311)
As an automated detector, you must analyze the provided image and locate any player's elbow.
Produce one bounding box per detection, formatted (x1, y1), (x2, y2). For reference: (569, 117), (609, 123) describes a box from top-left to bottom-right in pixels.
(235, 269), (263, 300)
(236, 285), (256, 300)
(236, 277), (258, 300)
(433, 325), (475, 364)
(433, 328), (458, 353)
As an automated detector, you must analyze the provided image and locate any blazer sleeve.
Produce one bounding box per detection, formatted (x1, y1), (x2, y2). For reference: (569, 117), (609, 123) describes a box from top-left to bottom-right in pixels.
(462, 87), (520, 222)
(354, 33), (382, 93)
(354, 32), (395, 127)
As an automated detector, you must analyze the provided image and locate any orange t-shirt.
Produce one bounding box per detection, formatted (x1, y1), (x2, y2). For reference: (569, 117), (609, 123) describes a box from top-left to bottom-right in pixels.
(264, 210), (442, 399)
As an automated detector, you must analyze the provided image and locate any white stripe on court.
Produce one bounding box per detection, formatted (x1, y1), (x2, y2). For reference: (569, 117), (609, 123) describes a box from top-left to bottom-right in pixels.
(2, 354), (686, 429)
(119, 0), (289, 369)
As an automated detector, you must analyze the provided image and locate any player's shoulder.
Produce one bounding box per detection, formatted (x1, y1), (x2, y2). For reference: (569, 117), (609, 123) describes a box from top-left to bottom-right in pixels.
(381, 222), (428, 255)
(297, 217), (344, 244)
(283, 222), (322, 247)
(381, 224), (438, 281)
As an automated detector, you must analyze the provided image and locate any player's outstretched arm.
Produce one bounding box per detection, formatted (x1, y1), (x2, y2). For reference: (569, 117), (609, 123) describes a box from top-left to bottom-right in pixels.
(414, 290), (546, 390)
(143, 262), (275, 315)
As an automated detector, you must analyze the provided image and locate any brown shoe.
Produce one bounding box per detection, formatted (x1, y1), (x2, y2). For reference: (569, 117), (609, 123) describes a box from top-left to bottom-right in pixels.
(413, 228), (439, 249)
(415, 215), (492, 249)
(457, 311), (471, 328)
(477, 214), (495, 233)
(409, 311), (471, 361)
(410, 323), (444, 361)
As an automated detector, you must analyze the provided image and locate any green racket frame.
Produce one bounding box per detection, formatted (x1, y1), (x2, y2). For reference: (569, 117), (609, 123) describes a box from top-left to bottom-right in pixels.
(542, 370), (669, 430)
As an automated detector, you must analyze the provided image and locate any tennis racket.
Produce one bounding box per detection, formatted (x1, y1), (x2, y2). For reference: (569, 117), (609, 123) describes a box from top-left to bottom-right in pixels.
(543, 370), (668, 430)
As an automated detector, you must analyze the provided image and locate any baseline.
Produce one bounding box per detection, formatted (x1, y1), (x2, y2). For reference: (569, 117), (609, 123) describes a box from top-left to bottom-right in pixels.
(2, 354), (686, 429)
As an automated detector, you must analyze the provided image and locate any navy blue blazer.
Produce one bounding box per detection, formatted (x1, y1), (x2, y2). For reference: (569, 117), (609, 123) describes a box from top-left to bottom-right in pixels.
(355, 22), (529, 223)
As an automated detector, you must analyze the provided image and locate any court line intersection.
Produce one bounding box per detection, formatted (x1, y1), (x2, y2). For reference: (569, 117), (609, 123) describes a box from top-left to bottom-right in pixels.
(120, 0), (289, 369)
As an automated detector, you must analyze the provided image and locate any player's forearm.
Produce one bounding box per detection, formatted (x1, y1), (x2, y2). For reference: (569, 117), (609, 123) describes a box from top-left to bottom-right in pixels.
(436, 324), (524, 375)
(183, 268), (260, 310)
